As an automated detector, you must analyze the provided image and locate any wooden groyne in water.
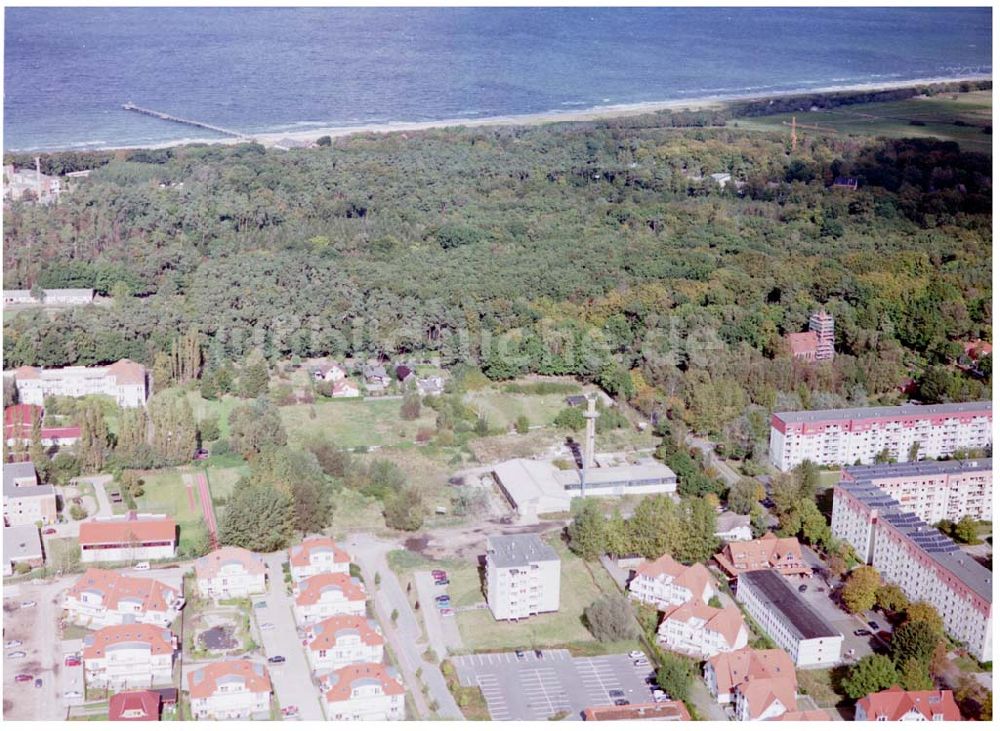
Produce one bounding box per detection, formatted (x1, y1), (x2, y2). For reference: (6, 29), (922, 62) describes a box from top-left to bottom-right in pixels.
(121, 102), (248, 139)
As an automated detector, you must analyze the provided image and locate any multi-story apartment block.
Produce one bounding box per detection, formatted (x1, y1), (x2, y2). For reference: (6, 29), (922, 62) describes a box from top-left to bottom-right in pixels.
(292, 572), (367, 626)
(839, 459), (992, 525)
(704, 647), (798, 721)
(194, 546), (267, 599)
(3, 460), (57, 526)
(78, 512), (177, 563)
(64, 568), (184, 628)
(289, 535), (351, 582)
(188, 660), (272, 720)
(485, 533), (561, 621)
(628, 553), (714, 608)
(319, 663), (405, 721)
(832, 482), (992, 662)
(713, 533), (811, 579)
(82, 623), (176, 690)
(657, 600), (748, 659)
(735, 570), (843, 667)
(8, 359), (148, 408)
(855, 687), (962, 721)
(769, 401), (992, 471)
(306, 615), (384, 673)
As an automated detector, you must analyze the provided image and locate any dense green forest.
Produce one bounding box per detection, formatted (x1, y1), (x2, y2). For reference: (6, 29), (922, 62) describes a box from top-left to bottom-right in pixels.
(3, 97), (991, 455)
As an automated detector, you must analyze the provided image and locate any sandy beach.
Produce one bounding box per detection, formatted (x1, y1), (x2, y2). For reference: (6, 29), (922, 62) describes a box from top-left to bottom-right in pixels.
(95, 75), (991, 152)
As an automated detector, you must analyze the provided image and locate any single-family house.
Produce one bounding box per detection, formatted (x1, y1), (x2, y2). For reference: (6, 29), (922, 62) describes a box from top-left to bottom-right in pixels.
(713, 533), (811, 579)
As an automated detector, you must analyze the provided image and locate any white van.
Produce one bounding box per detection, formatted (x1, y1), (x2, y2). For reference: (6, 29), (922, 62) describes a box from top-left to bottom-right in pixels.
(133, 562), (150, 571)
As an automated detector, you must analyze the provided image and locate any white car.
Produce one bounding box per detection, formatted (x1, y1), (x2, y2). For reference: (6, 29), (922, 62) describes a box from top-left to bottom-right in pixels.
(63, 691), (83, 700)
(20, 601), (36, 608)
(133, 562), (150, 571)
(260, 623), (276, 631)
(628, 650), (646, 660)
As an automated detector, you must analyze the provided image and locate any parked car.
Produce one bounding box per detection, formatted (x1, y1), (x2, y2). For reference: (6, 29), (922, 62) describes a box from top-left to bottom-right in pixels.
(194, 448), (209, 460)
(868, 621), (880, 631)
(34, 678), (43, 688)
(609, 689), (625, 699)
(652, 690), (668, 702)
(64, 655), (81, 666)
(434, 577), (449, 586)
(628, 651), (646, 660)
(268, 656), (286, 664)
(435, 594), (450, 603)
(64, 691), (83, 699)
(633, 658), (649, 667)
(8, 651), (26, 659)
(261, 623), (276, 631)
(14, 674), (33, 683)
(253, 601), (267, 609)
(515, 650), (525, 659)
(440, 607), (454, 616)
(281, 706), (299, 719)
(613, 699), (630, 707)
(535, 649), (544, 659)
(5, 640), (23, 649)
(133, 562), (150, 571)
(42, 528), (57, 535)
(431, 570), (447, 578)
(853, 629), (871, 637)
(20, 601), (36, 608)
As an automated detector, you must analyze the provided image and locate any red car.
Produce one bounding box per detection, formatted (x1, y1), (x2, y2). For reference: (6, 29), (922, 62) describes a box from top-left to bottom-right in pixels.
(14, 674), (33, 683)
(64, 655), (81, 667)
(43, 528), (57, 535)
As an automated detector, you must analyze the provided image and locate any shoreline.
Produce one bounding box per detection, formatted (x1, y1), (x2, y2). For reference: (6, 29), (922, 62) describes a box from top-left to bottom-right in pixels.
(7, 74), (992, 154)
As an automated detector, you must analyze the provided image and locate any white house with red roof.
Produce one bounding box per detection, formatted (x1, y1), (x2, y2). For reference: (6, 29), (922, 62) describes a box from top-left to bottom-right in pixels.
(657, 599), (748, 659)
(79, 512), (176, 563)
(194, 546), (267, 599)
(64, 568), (184, 628)
(855, 687), (962, 722)
(4, 404), (80, 449)
(329, 379), (361, 398)
(289, 535), (351, 582)
(82, 622), (176, 690)
(319, 662), (405, 721)
(8, 359), (148, 408)
(188, 660), (272, 720)
(293, 572), (367, 625)
(628, 553), (715, 608)
(306, 615), (384, 673)
(704, 647), (797, 721)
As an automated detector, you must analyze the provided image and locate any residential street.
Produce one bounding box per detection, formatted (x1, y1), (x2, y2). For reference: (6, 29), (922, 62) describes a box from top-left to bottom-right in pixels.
(255, 552), (325, 721)
(348, 533), (463, 720)
(414, 570), (463, 660)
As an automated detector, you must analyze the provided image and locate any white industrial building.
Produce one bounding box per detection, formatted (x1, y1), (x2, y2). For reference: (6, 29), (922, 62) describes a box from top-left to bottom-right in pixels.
(769, 401), (992, 471)
(485, 533), (561, 621)
(735, 570), (843, 667)
(839, 458), (991, 524)
(7, 359), (148, 408)
(3, 288), (94, 306)
(832, 482), (992, 662)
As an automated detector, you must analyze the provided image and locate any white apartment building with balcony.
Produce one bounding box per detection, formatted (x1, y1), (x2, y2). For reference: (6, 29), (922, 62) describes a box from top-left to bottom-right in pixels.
(485, 533), (560, 621)
(289, 535), (351, 582)
(319, 663), (405, 721)
(769, 401), (991, 471)
(306, 615), (384, 673)
(657, 600), (748, 659)
(628, 553), (715, 608)
(194, 546), (267, 599)
(840, 459), (992, 524)
(64, 569), (184, 629)
(82, 623), (175, 690)
(292, 572), (367, 626)
(188, 660), (272, 720)
(832, 482), (992, 662)
(7, 359), (148, 408)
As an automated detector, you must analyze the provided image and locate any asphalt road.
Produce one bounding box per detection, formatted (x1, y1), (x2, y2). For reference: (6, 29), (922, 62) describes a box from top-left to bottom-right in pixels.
(684, 434), (741, 487)
(348, 533), (463, 720)
(255, 552), (325, 721)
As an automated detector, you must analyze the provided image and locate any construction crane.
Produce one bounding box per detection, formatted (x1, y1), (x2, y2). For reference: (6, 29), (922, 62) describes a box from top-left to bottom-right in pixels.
(783, 115), (839, 151)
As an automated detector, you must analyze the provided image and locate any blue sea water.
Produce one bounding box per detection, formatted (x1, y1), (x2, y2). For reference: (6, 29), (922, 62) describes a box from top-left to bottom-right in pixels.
(3, 6), (992, 152)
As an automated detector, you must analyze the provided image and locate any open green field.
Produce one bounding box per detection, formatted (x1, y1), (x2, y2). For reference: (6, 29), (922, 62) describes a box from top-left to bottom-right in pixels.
(463, 387), (577, 430)
(390, 536), (641, 654)
(733, 90), (992, 154)
(204, 462), (250, 503)
(135, 469), (204, 552)
(181, 391), (241, 440)
(280, 398), (438, 450)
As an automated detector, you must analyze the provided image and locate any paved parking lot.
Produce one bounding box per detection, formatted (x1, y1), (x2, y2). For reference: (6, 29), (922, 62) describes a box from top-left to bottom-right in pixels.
(789, 569), (882, 662)
(452, 650), (653, 720)
(414, 571), (463, 659)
